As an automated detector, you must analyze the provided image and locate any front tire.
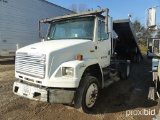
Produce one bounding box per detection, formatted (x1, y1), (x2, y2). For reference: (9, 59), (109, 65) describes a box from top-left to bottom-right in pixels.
(74, 76), (100, 113)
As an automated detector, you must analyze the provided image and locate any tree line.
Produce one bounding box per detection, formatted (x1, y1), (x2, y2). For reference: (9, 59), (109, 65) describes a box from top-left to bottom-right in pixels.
(132, 19), (160, 46)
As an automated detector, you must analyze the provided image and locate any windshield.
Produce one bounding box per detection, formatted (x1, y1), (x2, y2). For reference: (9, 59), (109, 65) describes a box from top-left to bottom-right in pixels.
(47, 17), (95, 40)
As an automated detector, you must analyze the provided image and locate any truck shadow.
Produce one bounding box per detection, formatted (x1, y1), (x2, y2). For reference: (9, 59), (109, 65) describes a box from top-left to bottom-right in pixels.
(92, 57), (157, 114)
(93, 80), (157, 114)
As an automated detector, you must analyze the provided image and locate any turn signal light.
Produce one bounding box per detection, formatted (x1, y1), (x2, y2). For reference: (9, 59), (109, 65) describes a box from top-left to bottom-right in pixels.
(77, 54), (83, 61)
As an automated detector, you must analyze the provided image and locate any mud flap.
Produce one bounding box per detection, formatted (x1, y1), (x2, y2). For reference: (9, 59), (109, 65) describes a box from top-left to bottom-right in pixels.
(148, 87), (156, 100)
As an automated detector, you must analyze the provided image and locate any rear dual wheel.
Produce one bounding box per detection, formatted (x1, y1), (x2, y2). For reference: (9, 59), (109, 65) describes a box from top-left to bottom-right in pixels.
(132, 54), (141, 63)
(120, 61), (130, 80)
(136, 54), (141, 63)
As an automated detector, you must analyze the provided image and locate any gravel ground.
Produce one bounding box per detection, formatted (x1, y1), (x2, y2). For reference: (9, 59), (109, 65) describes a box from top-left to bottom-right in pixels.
(0, 56), (158, 120)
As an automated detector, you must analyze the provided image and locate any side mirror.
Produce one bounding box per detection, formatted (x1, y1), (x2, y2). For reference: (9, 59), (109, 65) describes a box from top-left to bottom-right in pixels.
(105, 8), (109, 33)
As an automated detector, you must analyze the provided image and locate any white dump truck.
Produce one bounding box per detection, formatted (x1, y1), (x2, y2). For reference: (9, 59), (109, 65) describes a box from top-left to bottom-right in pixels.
(0, 0), (73, 57)
(146, 7), (160, 120)
(146, 7), (160, 101)
(13, 9), (141, 113)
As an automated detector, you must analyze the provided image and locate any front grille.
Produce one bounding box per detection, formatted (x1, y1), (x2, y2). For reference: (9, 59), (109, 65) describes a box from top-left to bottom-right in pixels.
(15, 53), (46, 79)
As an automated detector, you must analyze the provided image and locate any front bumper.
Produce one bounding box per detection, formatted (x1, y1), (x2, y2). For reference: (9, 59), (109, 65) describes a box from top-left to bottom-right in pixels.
(13, 81), (75, 104)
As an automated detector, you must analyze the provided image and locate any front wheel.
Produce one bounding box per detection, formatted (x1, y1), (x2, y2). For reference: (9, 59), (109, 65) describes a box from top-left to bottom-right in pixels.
(74, 76), (100, 113)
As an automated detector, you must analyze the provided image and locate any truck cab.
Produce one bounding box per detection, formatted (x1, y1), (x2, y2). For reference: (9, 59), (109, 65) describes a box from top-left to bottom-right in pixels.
(148, 38), (160, 100)
(147, 38), (160, 58)
(13, 9), (130, 113)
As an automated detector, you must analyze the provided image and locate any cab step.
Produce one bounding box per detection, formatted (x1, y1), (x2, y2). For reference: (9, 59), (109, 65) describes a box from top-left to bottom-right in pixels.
(104, 74), (120, 88)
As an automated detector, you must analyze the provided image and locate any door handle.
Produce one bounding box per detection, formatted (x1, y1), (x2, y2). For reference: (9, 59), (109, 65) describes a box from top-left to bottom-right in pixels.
(108, 50), (110, 55)
(90, 50), (94, 52)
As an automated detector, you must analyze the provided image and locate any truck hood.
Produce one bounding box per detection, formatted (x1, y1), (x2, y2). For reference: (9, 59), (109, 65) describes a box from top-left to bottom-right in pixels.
(16, 39), (96, 79)
(17, 39), (93, 54)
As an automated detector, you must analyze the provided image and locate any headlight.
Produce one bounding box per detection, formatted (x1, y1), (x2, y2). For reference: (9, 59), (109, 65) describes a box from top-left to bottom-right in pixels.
(62, 67), (74, 77)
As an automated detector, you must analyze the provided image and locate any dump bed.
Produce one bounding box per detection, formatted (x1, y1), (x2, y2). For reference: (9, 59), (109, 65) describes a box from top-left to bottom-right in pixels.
(113, 19), (143, 60)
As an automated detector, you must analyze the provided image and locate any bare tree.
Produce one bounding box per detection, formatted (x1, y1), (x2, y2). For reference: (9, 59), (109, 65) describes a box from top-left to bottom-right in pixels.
(132, 18), (155, 45)
(69, 4), (87, 13)
(78, 4), (87, 13)
(69, 4), (77, 13)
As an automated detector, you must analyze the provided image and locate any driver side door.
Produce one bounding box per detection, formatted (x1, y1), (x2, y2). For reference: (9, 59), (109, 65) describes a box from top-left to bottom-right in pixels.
(96, 20), (111, 68)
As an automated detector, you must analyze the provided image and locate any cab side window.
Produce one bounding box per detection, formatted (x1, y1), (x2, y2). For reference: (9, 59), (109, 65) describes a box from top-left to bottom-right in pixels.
(98, 20), (108, 41)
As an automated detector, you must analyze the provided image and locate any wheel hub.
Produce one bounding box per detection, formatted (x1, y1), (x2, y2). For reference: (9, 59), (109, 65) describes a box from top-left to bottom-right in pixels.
(85, 83), (98, 108)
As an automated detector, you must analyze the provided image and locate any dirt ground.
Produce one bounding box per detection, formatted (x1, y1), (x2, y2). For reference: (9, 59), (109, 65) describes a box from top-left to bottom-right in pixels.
(0, 56), (158, 120)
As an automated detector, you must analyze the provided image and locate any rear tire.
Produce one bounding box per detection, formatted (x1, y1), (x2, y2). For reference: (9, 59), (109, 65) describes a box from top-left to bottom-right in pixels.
(136, 54), (141, 63)
(131, 54), (137, 63)
(74, 76), (100, 113)
(120, 61), (130, 80)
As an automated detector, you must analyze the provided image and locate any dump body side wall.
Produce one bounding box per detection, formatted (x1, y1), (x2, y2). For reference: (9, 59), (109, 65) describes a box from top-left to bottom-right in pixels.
(113, 19), (142, 60)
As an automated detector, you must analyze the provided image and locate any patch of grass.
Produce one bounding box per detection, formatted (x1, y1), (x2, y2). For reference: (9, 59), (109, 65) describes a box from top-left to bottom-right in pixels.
(139, 44), (147, 54)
